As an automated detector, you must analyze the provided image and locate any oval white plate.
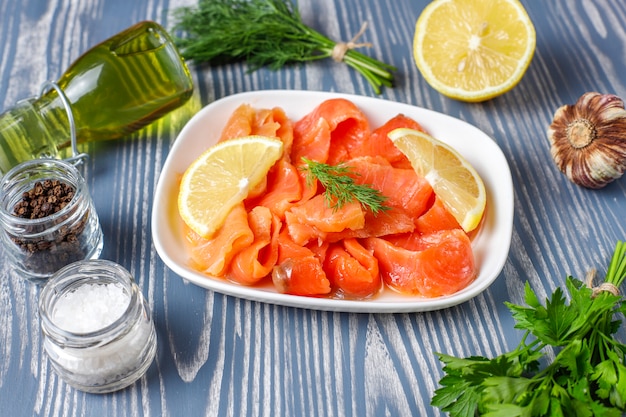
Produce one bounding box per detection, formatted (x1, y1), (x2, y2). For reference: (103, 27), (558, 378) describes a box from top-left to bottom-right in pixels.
(152, 90), (514, 313)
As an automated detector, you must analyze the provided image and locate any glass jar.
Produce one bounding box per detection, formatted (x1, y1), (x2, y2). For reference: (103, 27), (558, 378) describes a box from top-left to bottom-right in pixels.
(0, 158), (103, 281)
(0, 20), (194, 174)
(39, 259), (157, 394)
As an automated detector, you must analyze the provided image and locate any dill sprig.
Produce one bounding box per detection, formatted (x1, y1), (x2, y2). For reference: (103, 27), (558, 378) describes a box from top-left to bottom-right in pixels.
(171, 0), (395, 94)
(300, 158), (390, 214)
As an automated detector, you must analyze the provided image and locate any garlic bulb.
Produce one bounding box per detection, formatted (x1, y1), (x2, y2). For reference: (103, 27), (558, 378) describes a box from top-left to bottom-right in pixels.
(547, 92), (626, 189)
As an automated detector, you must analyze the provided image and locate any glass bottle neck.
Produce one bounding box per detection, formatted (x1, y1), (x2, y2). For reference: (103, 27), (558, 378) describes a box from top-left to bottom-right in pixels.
(0, 91), (70, 175)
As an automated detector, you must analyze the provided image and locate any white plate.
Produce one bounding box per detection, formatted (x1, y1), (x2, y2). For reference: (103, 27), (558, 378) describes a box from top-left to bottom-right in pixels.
(152, 90), (514, 313)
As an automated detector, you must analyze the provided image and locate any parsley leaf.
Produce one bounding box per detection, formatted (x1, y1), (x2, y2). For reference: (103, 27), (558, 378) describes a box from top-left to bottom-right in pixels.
(432, 241), (626, 417)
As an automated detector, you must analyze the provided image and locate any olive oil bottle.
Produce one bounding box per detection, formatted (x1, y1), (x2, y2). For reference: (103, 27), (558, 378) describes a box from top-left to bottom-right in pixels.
(0, 21), (194, 174)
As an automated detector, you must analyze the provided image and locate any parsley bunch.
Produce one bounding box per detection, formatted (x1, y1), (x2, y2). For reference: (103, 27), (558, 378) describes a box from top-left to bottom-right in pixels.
(432, 240), (626, 417)
(171, 0), (395, 94)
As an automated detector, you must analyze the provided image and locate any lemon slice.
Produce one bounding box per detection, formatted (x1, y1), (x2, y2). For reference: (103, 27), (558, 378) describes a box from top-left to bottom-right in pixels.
(413, 0), (536, 102)
(388, 128), (486, 232)
(178, 136), (284, 238)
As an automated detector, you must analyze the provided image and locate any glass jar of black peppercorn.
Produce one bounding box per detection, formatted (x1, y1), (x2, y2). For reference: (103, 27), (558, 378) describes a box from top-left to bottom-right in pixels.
(0, 158), (103, 282)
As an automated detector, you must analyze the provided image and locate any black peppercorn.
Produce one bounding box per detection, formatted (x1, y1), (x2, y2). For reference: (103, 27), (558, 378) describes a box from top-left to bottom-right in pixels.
(9, 179), (89, 275)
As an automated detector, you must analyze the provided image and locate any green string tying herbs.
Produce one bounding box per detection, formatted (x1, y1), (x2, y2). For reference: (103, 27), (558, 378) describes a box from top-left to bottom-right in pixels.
(171, 0), (395, 94)
(432, 240), (626, 417)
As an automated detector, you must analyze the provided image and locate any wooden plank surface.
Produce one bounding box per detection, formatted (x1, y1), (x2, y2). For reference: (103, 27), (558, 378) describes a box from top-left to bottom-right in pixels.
(1, 0), (625, 416)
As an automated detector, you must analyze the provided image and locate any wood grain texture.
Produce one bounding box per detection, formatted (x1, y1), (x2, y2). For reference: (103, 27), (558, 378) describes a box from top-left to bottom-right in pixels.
(1, 0), (626, 416)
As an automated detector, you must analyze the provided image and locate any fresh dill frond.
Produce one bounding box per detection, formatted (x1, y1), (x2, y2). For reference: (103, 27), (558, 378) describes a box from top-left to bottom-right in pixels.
(300, 158), (390, 215)
(171, 0), (395, 94)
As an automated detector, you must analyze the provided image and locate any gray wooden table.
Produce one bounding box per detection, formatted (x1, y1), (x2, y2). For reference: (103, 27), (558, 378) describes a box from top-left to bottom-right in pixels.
(1, 0), (625, 416)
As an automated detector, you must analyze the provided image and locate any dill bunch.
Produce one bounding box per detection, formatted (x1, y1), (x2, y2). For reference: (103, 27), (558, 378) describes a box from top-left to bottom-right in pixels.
(171, 0), (395, 94)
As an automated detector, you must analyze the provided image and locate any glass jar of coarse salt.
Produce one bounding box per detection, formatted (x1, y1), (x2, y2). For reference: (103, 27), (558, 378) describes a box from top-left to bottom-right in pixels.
(38, 259), (157, 393)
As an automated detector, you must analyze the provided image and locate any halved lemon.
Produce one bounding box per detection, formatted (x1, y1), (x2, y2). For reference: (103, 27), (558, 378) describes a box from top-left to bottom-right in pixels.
(388, 128), (486, 232)
(178, 136), (284, 238)
(413, 0), (536, 102)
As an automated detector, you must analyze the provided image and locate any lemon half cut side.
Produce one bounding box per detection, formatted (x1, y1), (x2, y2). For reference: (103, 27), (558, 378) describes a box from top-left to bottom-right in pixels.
(413, 0), (536, 102)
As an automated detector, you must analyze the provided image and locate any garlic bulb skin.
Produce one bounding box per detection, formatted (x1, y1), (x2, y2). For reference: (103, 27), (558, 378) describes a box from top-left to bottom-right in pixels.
(547, 92), (626, 189)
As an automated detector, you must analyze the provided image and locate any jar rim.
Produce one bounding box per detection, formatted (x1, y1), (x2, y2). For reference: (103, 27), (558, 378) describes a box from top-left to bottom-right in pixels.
(39, 259), (142, 346)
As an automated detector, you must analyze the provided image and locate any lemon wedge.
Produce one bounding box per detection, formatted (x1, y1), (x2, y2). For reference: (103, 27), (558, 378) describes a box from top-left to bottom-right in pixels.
(388, 128), (486, 232)
(178, 136), (284, 238)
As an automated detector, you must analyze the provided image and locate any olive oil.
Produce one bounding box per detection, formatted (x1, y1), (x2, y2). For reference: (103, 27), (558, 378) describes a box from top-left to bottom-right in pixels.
(0, 21), (194, 174)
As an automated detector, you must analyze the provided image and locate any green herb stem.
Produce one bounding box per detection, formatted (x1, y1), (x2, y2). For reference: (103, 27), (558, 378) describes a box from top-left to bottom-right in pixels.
(606, 240), (626, 286)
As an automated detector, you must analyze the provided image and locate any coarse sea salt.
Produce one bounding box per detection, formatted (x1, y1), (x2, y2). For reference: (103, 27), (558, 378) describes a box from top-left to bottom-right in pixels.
(39, 260), (157, 393)
(52, 282), (130, 333)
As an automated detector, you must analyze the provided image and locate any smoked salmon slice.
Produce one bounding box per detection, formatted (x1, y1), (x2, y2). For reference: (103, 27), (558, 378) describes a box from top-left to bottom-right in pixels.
(292, 98), (370, 165)
(227, 206), (281, 286)
(272, 229), (331, 296)
(249, 159), (303, 219)
(219, 104), (256, 142)
(185, 203), (254, 277)
(285, 194), (365, 245)
(255, 107), (294, 155)
(333, 209), (416, 240)
(283, 217), (327, 247)
(416, 195), (462, 235)
(219, 104), (294, 154)
(346, 156), (434, 219)
(324, 238), (381, 299)
(383, 232), (430, 252)
(364, 229), (475, 297)
(352, 113), (426, 169)
(292, 117), (331, 165)
(287, 194), (365, 233)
